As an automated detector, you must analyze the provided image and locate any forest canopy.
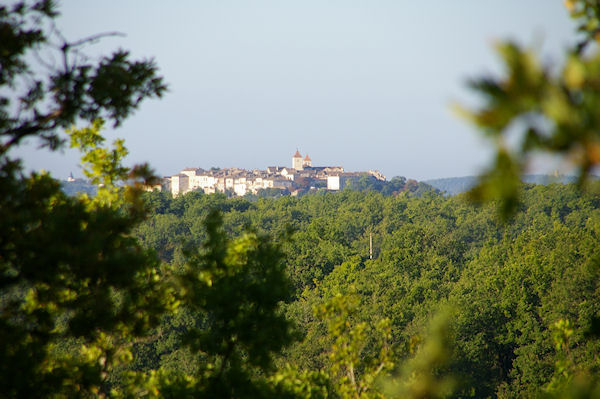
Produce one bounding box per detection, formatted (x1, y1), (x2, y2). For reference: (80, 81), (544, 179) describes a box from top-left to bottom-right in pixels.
(1, 1), (600, 398)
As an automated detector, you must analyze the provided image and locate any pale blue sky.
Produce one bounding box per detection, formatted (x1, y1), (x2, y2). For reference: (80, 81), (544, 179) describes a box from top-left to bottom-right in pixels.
(17, 1), (577, 180)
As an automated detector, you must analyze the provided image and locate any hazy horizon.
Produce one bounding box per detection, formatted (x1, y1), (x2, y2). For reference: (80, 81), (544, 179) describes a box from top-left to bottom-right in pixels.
(15, 1), (577, 181)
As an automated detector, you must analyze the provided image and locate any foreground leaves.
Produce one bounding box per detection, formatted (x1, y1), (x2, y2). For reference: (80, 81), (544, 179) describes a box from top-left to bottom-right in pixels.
(0, 123), (174, 397)
(458, 1), (600, 218)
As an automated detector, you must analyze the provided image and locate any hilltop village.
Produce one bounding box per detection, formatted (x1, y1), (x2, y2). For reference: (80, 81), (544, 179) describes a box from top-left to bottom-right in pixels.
(154, 151), (386, 197)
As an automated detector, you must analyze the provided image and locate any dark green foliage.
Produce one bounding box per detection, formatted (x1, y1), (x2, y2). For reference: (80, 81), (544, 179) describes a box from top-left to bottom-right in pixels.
(0, 2), (170, 394)
(169, 210), (295, 397)
(137, 184), (600, 398)
(345, 175), (435, 197)
(0, 158), (173, 397)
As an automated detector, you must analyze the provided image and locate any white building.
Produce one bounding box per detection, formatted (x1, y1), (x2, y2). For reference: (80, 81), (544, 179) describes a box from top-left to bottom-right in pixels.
(327, 174), (362, 191)
(171, 174), (189, 196)
(166, 149), (384, 197)
(280, 168), (297, 181)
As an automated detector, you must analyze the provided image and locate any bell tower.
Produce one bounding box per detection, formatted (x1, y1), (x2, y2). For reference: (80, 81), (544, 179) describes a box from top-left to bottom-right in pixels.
(303, 154), (312, 168)
(292, 149), (303, 170)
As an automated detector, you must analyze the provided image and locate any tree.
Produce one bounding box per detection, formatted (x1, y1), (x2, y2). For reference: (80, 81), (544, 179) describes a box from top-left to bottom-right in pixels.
(0, 119), (177, 397)
(315, 293), (394, 399)
(5, 2), (600, 398)
(0, 3), (306, 397)
(458, 4), (600, 394)
(162, 210), (295, 398)
(0, 2), (168, 396)
(0, 1), (166, 154)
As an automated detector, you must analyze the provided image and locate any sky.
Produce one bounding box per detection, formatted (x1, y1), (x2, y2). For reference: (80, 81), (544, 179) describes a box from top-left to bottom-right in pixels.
(15, 1), (577, 181)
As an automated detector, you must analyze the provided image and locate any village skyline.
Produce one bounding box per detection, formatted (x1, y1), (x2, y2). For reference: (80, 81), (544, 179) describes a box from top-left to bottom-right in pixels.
(16, 1), (575, 181)
(156, 150), (386, 197)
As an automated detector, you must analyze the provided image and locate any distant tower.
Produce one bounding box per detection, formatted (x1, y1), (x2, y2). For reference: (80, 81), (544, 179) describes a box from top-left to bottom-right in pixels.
(292, 149), (303, 170)
(303, 154), (312, 168)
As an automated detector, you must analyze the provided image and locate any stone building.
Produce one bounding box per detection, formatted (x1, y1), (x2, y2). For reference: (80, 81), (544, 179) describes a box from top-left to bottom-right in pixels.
(292, 150), (303, 170)
(162, 149), (386, 197)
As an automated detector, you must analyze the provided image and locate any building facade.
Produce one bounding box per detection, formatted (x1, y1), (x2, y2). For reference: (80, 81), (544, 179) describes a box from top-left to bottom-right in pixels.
(158, 150), (386, 197)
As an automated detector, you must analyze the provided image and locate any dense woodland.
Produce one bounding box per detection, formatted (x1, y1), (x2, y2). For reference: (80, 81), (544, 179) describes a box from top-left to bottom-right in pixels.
(127, 185), (600, 398)
(3, 1), (600, 398)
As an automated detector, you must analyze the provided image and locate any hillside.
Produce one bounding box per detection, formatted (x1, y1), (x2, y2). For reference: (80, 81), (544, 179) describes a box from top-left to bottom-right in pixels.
(61, 179), (97, 196)
(425, 174), (579, 196)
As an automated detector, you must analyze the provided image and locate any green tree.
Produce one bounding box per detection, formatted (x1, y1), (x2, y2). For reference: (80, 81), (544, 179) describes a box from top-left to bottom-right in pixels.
(0, 1), (170, 395)
(456, 2), (600, 396)
(0, 120), (175, 397)
(0, 4), (308, 397)
(164, 210), (295, 398)
(316, 293), (394, 399)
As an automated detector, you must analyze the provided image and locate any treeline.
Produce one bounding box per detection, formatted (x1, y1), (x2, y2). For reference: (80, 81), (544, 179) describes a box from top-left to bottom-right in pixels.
(132, 184), (600, 398)
(425, 175), (581, 196)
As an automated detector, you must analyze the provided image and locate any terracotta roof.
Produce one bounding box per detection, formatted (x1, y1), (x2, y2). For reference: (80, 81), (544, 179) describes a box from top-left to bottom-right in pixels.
(304, 154), (311, 161)
(293, 150), (302, 158)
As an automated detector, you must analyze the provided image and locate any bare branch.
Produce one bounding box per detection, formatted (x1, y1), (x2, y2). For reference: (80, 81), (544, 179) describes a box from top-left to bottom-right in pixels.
(32, 48), (57, 72)
(49, 18), (67, 46)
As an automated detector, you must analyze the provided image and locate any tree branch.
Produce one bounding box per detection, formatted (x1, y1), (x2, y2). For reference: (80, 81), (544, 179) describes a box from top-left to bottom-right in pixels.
(68, 32), (126, 49)
(0, 109), (62, 153)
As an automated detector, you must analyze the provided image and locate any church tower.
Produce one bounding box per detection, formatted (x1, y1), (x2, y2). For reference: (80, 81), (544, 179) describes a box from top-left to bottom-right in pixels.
(303, 154), (312, 168)
(292, 150), (303, 170)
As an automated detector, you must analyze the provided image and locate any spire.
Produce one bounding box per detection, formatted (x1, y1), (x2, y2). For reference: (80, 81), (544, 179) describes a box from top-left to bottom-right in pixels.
(293, 149), (302, 158)
(302, 153), (312, 168)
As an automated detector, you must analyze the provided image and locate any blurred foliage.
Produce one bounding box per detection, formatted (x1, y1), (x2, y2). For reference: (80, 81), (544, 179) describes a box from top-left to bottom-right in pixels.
(0, 121), (302, 397)
(384, 312), (455, 399)
(316, 293), (394, 399)
(0, 122), (175, 397)
(0, 2), (169, 394)
(541, 318), (600, 399)
(170, 210), (295, 397)
(565, 0), (600, 48)
(457, 0), (600, 218)
(0, 2), (299, 397)
(269, 365), (333, 399)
